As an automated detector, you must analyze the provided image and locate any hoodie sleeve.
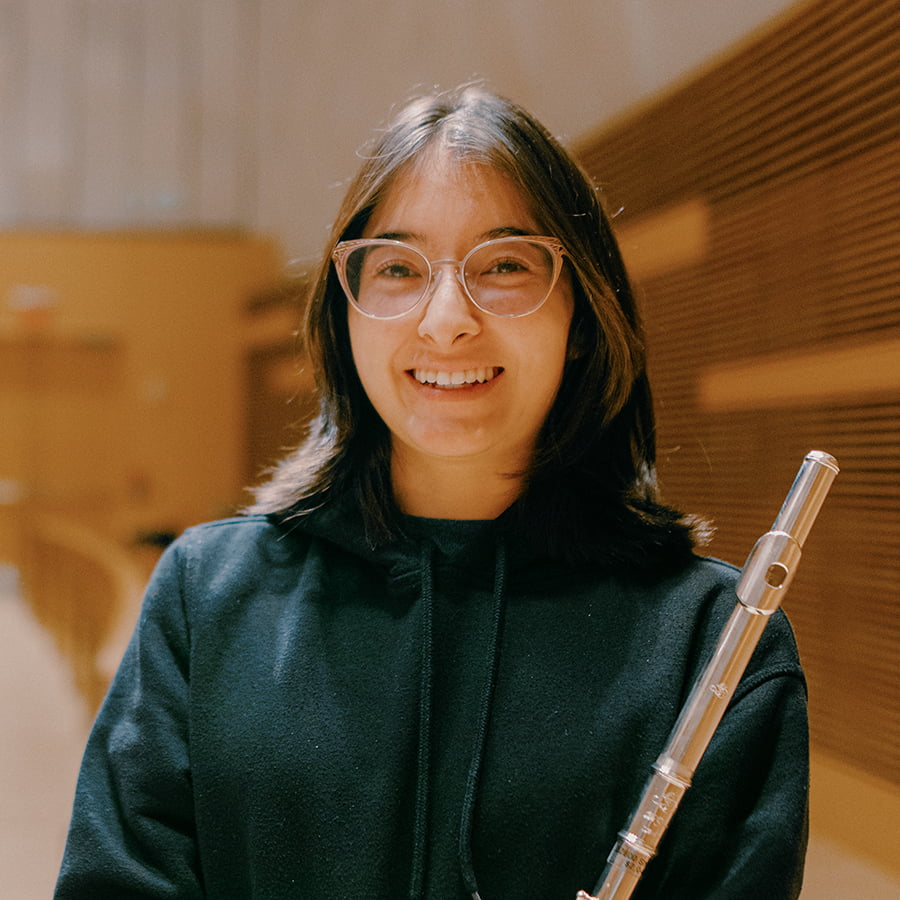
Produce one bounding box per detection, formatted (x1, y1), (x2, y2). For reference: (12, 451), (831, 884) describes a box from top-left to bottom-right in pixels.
(54, 540), (204, 899)
(635, 619), (809, 900)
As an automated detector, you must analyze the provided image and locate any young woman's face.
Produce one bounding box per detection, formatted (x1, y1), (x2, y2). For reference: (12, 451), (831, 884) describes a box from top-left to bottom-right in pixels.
(347, 151), (574, 479)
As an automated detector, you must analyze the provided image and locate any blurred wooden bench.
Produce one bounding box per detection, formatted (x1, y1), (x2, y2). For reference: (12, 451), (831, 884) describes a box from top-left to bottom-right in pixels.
(19, 511), (146, 714)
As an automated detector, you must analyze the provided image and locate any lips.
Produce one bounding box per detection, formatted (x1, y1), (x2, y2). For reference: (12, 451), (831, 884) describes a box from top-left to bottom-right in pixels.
(410, 366), (502, 387)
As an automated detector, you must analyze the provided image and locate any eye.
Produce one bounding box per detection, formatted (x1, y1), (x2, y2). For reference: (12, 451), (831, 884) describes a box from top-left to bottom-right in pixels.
(359, 244), (427, 282)
(467, 239), (554, 283)
(484, 256), (529, 276)
(376, 260), (421, 279)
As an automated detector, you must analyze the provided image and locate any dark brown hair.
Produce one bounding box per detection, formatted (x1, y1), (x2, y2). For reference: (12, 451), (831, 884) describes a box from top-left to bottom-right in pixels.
(251, 84), (703, 569)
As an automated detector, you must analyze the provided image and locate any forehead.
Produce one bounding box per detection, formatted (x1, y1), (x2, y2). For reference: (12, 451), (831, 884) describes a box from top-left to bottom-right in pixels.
(362, 149), (540, 241)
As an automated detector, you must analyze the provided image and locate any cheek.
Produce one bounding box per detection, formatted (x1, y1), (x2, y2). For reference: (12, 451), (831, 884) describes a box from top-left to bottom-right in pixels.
(347, 312), (398, 403)
(513, 307), (573, 419)
(347, 312), (365, 372)
(540, 302), (576, 406)
(543, 294), (575, 380)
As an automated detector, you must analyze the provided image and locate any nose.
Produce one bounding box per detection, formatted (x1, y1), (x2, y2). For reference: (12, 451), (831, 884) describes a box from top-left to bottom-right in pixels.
(416, 265), (481, 345)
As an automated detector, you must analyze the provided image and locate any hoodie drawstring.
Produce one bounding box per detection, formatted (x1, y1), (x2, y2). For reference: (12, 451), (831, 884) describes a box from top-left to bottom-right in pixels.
(458, 539), (506, 900)
(408, 537), (508, 900)
(409, 542), (435, 900)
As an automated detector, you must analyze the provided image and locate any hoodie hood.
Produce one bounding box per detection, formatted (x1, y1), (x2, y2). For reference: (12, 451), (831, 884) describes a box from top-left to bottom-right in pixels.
(278, 489), (554, 588)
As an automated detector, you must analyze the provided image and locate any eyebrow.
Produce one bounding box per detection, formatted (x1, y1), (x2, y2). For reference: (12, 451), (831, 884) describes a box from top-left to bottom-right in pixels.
(371, 225), (537, 244)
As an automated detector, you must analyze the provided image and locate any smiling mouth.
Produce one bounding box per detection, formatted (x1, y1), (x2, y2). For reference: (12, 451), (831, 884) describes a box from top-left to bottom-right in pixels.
(410, 366), (502, 387)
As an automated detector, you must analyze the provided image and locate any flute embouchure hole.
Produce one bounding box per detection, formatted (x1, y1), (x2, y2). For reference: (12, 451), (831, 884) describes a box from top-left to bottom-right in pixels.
(765, 562), (789, 588)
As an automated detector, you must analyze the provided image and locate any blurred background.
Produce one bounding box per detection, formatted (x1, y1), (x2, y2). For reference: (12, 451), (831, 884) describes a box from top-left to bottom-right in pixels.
(1, 0), (898, 897)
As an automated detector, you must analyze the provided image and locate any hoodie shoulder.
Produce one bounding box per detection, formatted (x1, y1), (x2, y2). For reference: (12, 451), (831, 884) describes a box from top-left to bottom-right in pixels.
(158, 515), (314, 594)
(670, 554), (804, 692)
(176, 515), (302, 557)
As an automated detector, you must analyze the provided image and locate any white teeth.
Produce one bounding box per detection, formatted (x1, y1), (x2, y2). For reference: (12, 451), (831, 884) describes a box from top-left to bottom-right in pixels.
(413, 367), (499, 386)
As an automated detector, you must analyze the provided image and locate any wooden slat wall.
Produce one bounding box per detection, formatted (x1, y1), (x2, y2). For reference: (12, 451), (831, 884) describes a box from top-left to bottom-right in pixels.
(577, 0), (900, 783)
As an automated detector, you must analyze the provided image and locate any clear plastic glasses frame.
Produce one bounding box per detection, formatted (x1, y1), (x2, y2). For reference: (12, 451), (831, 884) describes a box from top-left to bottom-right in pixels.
(331, 235), (567, 320)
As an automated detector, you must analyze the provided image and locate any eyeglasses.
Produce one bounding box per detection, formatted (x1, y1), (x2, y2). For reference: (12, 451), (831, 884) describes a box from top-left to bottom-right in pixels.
(331, 235), (567, 319)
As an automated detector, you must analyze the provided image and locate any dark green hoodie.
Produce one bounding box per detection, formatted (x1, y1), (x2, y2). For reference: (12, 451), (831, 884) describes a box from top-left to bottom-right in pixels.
(55, 502), (808, 899)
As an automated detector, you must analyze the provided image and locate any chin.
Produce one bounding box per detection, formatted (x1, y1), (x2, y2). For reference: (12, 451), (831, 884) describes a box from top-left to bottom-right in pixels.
(413, 429), (532, 468)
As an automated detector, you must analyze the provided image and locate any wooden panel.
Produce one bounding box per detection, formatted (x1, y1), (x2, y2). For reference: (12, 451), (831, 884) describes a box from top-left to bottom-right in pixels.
(810, 750), (900, 883)
(616, 199), (710, 280)
(577, 0), (900, 789)
(0, 231), (281, 549)
(698, 338), (900, 410)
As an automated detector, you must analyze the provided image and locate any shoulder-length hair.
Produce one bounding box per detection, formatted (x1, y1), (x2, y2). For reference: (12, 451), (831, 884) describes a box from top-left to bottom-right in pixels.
(251, 84), (704, 569)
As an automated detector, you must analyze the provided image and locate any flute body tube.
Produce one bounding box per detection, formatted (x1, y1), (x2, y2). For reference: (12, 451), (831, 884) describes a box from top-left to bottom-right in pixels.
(577, 451), (840, 900)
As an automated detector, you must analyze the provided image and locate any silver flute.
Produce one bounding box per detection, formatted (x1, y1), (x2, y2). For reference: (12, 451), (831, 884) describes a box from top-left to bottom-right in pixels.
(577, 450), (840, 900)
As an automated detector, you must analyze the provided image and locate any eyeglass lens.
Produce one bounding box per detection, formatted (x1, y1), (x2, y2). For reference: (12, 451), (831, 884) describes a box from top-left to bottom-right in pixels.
(342, 238), (558, 318)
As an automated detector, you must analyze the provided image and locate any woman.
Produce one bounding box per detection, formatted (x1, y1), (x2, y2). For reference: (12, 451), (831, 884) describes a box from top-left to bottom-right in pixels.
(56, 85), (808, 899)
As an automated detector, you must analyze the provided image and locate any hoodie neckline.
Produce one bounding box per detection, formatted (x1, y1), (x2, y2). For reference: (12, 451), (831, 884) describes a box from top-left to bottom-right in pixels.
(401, 515), (498, 563)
